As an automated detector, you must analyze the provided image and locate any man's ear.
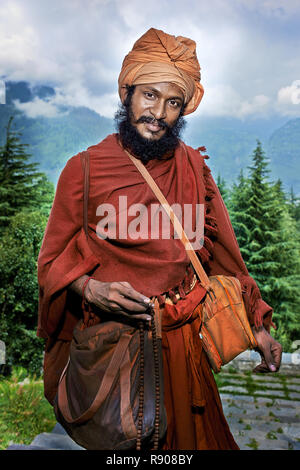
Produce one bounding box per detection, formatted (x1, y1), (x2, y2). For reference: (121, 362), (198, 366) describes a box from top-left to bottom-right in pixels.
(120, 85), (129, 105)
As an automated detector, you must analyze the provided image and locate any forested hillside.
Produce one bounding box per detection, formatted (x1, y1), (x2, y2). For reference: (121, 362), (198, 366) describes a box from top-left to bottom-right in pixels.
(0, 81), (299, 194)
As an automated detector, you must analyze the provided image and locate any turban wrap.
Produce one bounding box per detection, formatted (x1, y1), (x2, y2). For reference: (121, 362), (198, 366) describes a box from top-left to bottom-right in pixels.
(118, 28), (204, 115)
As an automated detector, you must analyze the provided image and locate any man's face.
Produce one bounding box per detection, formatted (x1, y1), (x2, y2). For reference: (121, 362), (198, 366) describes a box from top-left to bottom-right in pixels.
(129, 82), (184, 141)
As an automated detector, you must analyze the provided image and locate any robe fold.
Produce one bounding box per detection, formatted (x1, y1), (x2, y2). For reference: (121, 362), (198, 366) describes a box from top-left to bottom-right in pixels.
(37, 133), (273, 450)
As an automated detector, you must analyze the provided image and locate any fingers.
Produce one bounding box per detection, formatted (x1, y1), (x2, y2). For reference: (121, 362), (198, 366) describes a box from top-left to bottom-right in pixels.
(271, 342), (283, 371)
(124, 312), (153, 322)
(110, 282), (151, 315)
(110, 305), (152, 322)
(91, 281), (153, 321)
(252, 327), (283, 373)
(262, 345), (277, 372)
(252, 357), (269, 373)
(253, 342), (283, 374)
(114, 295), (149, 313)
(117, 282), (151, 307)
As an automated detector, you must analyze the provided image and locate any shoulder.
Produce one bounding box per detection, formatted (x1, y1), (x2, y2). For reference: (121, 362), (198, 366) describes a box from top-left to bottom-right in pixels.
(86, 133), (120, 159)
(180, 140), (211, 168)
(61, 133), (118, 174)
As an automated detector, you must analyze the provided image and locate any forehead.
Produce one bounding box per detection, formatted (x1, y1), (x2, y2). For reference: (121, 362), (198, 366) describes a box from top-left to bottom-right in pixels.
(135, 82), (184, 100)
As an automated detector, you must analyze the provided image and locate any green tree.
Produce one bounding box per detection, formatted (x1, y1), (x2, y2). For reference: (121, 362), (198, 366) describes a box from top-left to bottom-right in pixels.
(0, 117), (54, 230)
(0, 117), (55, 374)
(229, 141), (300, 350)
(287, 186), (300, 232)
(244, 141), (280, 288)
(228, 170), (252, 262)
(0, 211), (48, 374)
(216, 174), (230, 205)
(269, 180), (300, 348)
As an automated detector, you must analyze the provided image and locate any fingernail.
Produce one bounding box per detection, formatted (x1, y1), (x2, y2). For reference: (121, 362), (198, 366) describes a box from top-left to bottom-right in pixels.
(270, 364), (276, 372)
(146, 316), (152, 321)
(143, 298), (151, 304)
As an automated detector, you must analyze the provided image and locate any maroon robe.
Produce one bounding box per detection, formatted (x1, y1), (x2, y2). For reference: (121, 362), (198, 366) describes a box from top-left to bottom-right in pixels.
(37, 134), (273, 449)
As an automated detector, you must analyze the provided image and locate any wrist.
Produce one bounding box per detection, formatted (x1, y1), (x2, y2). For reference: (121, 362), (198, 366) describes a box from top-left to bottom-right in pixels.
(82, 276), (95, 304)
(84, 278), (95, 304)
(69, 274), (90, 296)
(251, 324), (264, 334)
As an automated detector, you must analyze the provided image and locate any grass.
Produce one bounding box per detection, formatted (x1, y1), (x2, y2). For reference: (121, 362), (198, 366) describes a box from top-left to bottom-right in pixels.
(0, 366), (56, 450)
(246, 438), (259, 450)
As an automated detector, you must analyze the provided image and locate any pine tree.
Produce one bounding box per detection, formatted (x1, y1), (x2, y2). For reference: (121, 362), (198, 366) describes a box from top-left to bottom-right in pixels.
(0, 211), (48, 374)
(245, 141), (281, 287)
(228, 169), (252, 262)
(0, 118), (55, 373)
(287, 186), (300, 232)
(216, 174), (230, 205)
(0, 117), (54, 230)
(269, 180), (300, 348)
(229, 141), (300, 350)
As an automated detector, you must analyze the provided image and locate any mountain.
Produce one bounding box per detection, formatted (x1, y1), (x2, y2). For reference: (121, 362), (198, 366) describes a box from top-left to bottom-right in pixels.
(0, 81), (299, 193)
(182, 114), (289, 187)
(0, 82), (114, 183)
(5, 81), (55, 104)
(267, 119), (300, 193)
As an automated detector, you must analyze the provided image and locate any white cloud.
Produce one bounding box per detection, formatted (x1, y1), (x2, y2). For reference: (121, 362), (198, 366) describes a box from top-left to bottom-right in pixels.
(0, 0), (299, 120)
(194, 84), (271, 119)
(14, 97), (64, 118)
(277, 80), (300, 105)
(13, 82), (120, 119)
(238, 94), (271, 118)
(275, 80), (300, 115)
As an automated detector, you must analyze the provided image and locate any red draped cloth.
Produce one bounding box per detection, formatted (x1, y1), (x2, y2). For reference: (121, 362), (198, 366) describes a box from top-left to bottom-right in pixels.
(37, 134), (273, 450)
(161, 283), (239, 449)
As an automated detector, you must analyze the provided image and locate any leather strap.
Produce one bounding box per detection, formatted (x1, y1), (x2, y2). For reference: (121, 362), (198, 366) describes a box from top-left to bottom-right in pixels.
(80, 147), (211, 292)
(124, 149), (212, 292)
(120, 347), (138, 439)
(58, 333), (132, 424)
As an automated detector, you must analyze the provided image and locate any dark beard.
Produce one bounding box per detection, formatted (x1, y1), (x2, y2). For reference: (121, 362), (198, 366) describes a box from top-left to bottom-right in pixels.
(114, 100), (186, 164)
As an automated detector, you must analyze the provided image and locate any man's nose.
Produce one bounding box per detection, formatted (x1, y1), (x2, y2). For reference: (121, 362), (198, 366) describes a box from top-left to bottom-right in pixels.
(150, 100), (167, 120)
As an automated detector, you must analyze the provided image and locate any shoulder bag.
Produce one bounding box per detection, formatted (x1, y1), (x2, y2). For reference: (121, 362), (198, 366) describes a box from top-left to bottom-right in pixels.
(53, 151), (167, 450)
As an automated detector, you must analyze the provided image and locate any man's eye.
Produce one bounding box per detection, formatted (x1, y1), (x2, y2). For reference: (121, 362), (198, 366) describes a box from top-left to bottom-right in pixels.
(145, 92), (155, 99)
(169, 100), (179, 107)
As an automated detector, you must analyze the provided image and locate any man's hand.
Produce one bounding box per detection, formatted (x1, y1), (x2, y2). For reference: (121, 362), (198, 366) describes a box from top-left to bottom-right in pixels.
(85, 279), (153, 322)
(251, 326), (282, 373)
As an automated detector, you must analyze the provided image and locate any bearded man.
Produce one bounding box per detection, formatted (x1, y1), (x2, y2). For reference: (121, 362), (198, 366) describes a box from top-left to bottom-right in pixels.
(37, 28), (282, 450)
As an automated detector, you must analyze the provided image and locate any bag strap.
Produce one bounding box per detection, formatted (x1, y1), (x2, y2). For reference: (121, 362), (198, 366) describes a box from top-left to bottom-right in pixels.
(57, 332), (132, 424)
(123, 148), (212, 292)
(79, 147), (211, 291)
(80, 150), (90, 239)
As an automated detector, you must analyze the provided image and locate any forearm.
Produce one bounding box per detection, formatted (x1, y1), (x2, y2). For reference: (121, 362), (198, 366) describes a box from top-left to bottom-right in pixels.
(68, 274), (90, 298)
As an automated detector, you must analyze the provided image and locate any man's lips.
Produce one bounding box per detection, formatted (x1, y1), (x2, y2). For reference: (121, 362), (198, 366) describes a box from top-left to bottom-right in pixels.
(135, 117), (167, 133)
(144, 122), (163, 132)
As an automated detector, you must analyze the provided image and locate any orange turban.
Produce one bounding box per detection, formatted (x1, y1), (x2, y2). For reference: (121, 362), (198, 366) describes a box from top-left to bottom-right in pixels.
(118, 28), (204, 116)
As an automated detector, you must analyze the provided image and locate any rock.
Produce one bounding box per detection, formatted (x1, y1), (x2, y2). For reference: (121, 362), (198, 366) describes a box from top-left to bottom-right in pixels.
(6, 424), (85, 451)
(281, 424), (300, 440)
(254, 389), (287, 397)
(218, 386), (248, 394)
(6, 444), (53, 450)
(30, 432), (84, 450)
(220, 393), (254, 403)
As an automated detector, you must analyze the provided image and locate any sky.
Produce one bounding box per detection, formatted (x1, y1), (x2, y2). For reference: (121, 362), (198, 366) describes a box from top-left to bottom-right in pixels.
(0, 0), (300, 121)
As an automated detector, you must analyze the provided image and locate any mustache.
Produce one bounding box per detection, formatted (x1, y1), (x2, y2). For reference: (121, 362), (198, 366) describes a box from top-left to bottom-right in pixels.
(134, 116), (169, 129)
